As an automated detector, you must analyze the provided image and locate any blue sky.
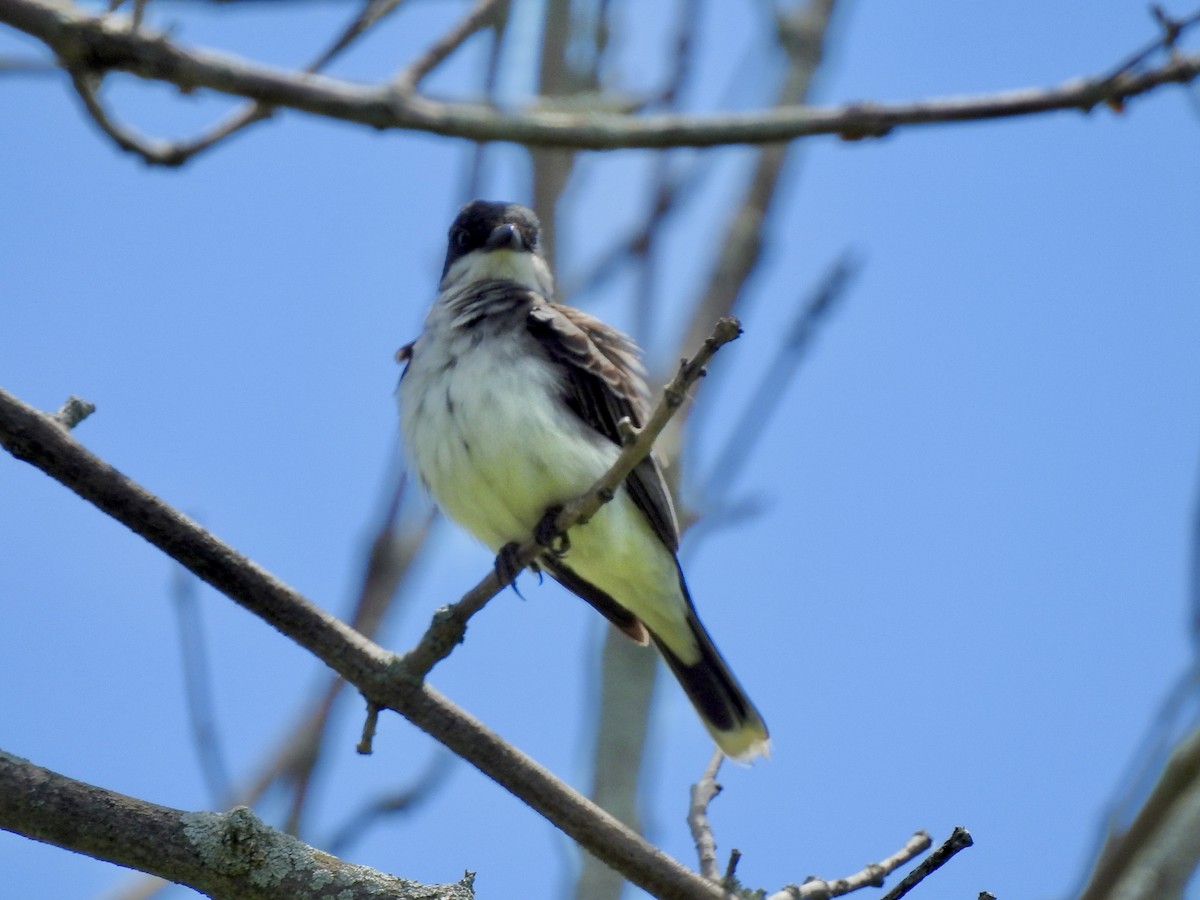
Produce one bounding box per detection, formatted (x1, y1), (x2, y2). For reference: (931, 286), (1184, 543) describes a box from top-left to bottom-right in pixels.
(3, 1), (1200, 898)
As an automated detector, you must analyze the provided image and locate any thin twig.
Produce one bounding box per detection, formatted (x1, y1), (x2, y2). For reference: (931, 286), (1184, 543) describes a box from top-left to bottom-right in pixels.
(459, 0), (507, 201)
(0, 53), (56, 73)
(877, 827), (974, 900)
(172, 566), (232, 806)
(53, 396), (95, 429)
(392, 0), (506, 92)
(396, 317), (743, 681)
(356, 702), (381, 755)
(324, 752), (456, 854)
(1099, 7), (1200, 86)
(5, 0), (1199, 150)
(766, 831), (932, 900)
(697, 251), (859, 503)
(629, 0), (702, 346)
(308, 0), (412, 74)
(67, 67), (179, 165)
(687, 750), (725, 881)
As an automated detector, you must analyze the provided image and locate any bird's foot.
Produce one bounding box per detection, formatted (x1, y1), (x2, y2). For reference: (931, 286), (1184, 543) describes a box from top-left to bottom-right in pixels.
(534, 506), (569, 557)
(495, 542), (525, 587)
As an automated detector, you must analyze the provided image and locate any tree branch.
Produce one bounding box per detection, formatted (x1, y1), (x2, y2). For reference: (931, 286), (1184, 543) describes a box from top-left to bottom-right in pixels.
(766, 831), (933, 900)
(686, 751), (724, 882)
(391, 0), (505, 92)
(2, 0), (1196, 151)
(877, 826), (974, 900)
(1079, 726), (1200, 899)
(0, 361), (731, 900)
(0, 750), (474, 900)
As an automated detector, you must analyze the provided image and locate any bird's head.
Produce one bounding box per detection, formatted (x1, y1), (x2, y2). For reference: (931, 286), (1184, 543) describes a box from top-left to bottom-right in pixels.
(440, 200), (553, 296)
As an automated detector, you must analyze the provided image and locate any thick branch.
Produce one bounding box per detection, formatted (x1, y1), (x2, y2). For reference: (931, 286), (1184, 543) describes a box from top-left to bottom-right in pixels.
(0, 750), (473, 900)
(0, 384), (724, 900)
(1, 0), (1196, 149)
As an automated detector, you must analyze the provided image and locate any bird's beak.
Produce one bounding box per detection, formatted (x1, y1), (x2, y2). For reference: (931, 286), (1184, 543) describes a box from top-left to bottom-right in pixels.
(485, 223), (527, 252)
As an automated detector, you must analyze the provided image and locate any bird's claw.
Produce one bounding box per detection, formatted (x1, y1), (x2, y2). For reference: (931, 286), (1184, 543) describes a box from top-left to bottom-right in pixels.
(495, 542), (524, 586)
(534, 506), (569, 557)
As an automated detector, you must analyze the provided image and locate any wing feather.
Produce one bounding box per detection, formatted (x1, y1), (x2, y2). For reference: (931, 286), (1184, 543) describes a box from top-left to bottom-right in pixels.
(526, 303), (680, 552)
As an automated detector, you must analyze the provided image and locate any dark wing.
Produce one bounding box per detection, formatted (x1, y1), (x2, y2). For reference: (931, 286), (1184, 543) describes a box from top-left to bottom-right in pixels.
(538, 557), (650, 644)
(526, 302), (680, 552)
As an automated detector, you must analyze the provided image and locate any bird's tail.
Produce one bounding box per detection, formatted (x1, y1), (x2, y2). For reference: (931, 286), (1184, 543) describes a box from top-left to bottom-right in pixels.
(651, 579), (770, 762)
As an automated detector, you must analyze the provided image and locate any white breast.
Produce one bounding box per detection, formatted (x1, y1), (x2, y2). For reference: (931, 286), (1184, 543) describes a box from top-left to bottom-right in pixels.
(398, 317), (618, 551)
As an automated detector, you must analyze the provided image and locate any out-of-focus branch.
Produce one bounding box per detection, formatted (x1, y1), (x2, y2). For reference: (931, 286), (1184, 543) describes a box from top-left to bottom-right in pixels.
(670, 0), (835, 377)
(172, 567), (233, 806)
(60, 0), (491, 166)
(0, 750), (475, 900)
(0, 53), (55, 72)
(324, 752), (456, 854)
(695, 251), (859, 511)
(3, 0), (1197, 152)
(1079, 727), (1200, 899)
(391, 0), (505, 92)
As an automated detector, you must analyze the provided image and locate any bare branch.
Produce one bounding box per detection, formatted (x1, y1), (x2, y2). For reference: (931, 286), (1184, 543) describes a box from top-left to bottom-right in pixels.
(0, 384), (727, 900)
(3, 0), (1197, 151)
(0, 749), (474, 900)
(697, 251), (860, 505)
(687, 750), (724, 882)
(172, 567), (233, 805)
(52, 395), (95, 429)
(1079, 727), (1200, 900)
(324, 753), (456, 854)
(766, 831), (933, 900)
(0, 53), (55, 73)
(877, 826), (974, 900)
(391, 0), (505, 92)
(308, 0), (413, 74)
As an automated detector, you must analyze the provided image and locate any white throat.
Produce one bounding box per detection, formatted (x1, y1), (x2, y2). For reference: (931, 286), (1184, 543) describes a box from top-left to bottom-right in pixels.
(441, 248), (554, 297)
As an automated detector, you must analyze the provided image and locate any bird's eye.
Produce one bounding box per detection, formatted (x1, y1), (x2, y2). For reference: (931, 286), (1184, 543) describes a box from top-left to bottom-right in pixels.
(453, 229), (471, 250)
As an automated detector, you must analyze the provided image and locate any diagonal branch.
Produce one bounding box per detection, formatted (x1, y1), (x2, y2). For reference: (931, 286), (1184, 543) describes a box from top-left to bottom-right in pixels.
(766, 831), (933, 900)
(391, 0), (506, 92)
(2, 0), (1197, 150)
(0, 323), (743, 900)
(877, 827), (974, 900)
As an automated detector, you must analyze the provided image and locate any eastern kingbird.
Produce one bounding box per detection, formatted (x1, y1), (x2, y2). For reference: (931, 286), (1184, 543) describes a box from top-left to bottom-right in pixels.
(398, 200), (768, 761)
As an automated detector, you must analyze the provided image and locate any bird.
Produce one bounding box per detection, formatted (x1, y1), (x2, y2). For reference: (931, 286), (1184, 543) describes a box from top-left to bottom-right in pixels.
(397, 200), (769, 761)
